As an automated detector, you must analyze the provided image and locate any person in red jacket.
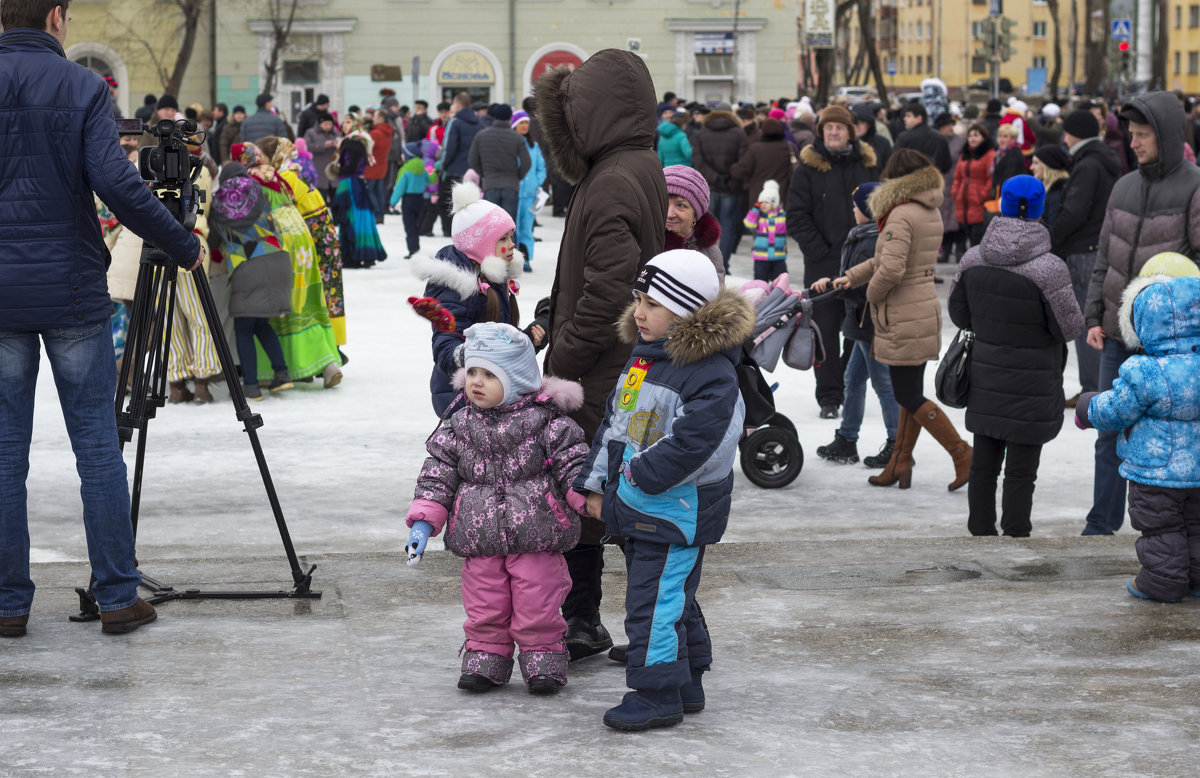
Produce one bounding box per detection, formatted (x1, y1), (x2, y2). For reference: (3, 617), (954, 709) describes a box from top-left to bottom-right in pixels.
(951, 123), (995, 248)
(364, 109), (394, 224)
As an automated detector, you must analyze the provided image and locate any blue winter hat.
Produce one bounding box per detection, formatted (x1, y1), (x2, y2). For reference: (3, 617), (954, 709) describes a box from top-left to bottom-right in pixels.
(851, 181), (881, 220)
(462, 322), (540, 405)
(402, 141), (422, 160)
(1000, 174), (1046, 220)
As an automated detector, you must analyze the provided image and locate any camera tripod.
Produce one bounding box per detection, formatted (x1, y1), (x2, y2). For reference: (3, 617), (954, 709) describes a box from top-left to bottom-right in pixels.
(72, 221), (320, 620)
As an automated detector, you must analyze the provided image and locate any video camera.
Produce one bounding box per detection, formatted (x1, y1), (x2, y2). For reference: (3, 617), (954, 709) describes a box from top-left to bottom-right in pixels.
(115, 117), (205, 230)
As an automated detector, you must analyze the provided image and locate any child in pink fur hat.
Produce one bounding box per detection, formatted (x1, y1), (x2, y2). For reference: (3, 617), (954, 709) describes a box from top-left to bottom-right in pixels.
(409, 180), (545, 416)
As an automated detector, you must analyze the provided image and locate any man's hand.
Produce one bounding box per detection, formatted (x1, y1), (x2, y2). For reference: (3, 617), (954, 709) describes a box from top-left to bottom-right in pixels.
(185, 243), (207, 272)
(1086, 325), (1106, 350)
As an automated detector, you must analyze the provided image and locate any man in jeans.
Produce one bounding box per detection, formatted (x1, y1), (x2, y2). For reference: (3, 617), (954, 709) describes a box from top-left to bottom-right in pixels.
(0, 0), (204, 637)
(692, 102), (748, 270)
(467, 103), (530, 223)
(1048, 109), (1121, 406)
(1082, 92), (1200, 535)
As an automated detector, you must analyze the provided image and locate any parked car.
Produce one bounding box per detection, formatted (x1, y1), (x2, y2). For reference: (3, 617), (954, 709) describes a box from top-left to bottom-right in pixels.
(834, 85), (876, 103)
(968, 77), (1014, 94)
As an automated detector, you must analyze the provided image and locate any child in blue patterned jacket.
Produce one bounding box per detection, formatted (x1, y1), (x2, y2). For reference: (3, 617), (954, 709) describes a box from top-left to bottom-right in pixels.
(576, 250), (754, 732)
(1076, 273), (1200, 603)
(743, 179), (787, 282)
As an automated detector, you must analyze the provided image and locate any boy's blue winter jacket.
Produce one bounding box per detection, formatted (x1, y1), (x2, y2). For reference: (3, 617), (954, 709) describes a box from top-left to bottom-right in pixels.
(576, 288), (755, 547)
(518, 141), (546, 202)
(1088, 275), (1200, 488)
(410, 245), (516, 415)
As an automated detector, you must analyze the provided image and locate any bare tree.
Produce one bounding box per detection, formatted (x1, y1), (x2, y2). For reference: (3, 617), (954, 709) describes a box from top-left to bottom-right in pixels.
(858, 0), (888, 105)
(1083, 0), (1107, 96)
(1047, 0), (1063, 101)
(109, 0), (206, 97)
(813, 0), (857, 105)
(261, 0), (303, 95)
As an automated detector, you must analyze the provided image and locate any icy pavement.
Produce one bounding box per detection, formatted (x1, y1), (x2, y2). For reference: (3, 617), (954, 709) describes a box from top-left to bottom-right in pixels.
(4, 213), (1198, 776)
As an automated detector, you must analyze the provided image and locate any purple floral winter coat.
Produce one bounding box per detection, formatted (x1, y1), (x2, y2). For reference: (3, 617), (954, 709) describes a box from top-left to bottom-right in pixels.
(408, 376), (588, 557)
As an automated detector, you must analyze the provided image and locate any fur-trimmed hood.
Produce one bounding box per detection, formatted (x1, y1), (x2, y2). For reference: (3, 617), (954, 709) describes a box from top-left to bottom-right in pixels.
(664, 211), (720, 251)
(617, 286), (755, 366)
(534, 49), (658, 186)
(409, 245), (521, 299)
(451, 372), (585, 413)
(868, 165), (945, 221)
(799, 139), (878, 173)
(701, 110), (741, 130)
(1118, 274), (1200, 354)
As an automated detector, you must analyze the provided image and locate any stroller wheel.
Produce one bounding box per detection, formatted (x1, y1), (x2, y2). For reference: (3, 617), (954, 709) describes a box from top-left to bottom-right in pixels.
(770, 413), (797, 438)
(740, 427), (803, 488)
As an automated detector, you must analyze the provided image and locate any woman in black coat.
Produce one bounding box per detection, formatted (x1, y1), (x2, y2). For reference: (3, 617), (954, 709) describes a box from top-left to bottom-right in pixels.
(947, 176), (1084, 537)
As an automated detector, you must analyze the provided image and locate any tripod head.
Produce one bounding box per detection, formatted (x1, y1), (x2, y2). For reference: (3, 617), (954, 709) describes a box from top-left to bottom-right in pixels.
(119, 118), (207, 230)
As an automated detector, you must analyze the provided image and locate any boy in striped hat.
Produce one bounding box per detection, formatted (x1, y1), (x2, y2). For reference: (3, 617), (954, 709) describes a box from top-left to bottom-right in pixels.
(575, 249), (755, 731)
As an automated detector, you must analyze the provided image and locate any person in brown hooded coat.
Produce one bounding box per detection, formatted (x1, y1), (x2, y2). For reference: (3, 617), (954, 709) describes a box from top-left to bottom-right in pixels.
(535, 48), (667, 662)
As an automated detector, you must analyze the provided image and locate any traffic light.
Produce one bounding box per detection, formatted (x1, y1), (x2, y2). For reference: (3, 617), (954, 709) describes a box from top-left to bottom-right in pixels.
(1119, 41), (1131, 72)
(998, 18), (1018, 62)
(974, 17), (997, 60)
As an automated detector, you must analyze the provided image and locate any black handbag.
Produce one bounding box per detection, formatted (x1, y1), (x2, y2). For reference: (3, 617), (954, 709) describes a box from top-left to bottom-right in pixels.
(934, 329), (974, 409)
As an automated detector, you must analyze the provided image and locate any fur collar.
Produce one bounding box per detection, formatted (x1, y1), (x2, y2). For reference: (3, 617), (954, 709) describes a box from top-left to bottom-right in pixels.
(868, 165), (945, 222)
(702, 110), (741, 129)
(799, 140), (877, 173)
(450, 372), (585, 413)
(409, 249), (520, 299)
(535, 66), (585, 186)
(664, 212), (720, 251)
(1118, 274), (1160, 350)
(617, 287), (755, 366)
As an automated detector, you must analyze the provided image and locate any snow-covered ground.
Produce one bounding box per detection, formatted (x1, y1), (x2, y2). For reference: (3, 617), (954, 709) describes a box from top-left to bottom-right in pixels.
(25, 210), (1105, 566)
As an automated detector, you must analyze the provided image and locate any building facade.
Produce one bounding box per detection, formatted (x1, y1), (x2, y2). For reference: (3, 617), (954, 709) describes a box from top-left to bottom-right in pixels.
(67, 0), (803, 121)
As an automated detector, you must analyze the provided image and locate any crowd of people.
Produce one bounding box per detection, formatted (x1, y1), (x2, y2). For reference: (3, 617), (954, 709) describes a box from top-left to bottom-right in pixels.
(2, 0), (1198, 739)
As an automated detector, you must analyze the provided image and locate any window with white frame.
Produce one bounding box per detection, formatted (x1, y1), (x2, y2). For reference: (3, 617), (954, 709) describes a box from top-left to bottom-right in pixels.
(1032, 56), (1046, 69)
(1032, 21), (1047, 39)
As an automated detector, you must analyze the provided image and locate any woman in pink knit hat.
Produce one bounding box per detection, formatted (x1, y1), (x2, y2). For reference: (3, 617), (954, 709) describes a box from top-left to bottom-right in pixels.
(662, 165), (723, 282)
(409, 180), (545, 415)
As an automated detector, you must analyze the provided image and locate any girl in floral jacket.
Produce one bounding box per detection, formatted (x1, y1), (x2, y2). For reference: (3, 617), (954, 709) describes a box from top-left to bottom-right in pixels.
(405, 323), (590, 694)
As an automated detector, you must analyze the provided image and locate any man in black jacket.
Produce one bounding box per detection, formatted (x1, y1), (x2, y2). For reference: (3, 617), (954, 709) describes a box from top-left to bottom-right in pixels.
(295, 93), (330, 139)
(894, 103), (951, 173)
(692, 102), (748, 270)
(406, 100), (433, 143)
(787, 104), (880, 418)
(853, 102), (891, 171)
(467, 103), (530, 223)
(1049, 109), (1120, 405)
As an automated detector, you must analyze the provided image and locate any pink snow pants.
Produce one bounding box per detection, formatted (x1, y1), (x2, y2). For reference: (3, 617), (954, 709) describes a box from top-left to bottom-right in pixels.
(461, 551), (571, 658)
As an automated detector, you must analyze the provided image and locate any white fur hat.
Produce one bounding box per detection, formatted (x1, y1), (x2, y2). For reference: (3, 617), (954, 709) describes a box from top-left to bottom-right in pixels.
(757, 179), (781, 207)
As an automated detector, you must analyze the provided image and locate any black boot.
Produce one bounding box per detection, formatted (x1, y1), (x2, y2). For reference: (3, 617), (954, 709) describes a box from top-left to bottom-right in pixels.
(564, 615), (613, 662)
(863, 439), (895, 468)
(816, 432), (858, 464)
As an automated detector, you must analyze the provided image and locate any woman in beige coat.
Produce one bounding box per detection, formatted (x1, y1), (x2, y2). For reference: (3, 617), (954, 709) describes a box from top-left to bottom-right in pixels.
(820, 148), (972, 491)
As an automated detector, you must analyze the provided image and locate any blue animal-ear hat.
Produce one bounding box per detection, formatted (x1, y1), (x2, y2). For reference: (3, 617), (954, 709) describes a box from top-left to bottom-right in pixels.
(1000, 174), (1046, 220)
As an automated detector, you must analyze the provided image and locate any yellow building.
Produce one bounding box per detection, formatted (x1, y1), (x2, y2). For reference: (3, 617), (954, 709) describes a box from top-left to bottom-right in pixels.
(1168, 3), (1200, 94)
(844, 0), (1087, 99)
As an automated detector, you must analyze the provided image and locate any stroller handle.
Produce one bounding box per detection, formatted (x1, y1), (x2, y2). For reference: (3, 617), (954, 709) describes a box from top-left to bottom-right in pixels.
(803, 287), (844, 306)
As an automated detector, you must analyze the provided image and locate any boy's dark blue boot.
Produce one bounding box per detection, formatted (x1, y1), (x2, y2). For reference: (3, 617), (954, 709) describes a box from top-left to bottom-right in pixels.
(603, 689), (684, 731)
(680, 670), (705, 713)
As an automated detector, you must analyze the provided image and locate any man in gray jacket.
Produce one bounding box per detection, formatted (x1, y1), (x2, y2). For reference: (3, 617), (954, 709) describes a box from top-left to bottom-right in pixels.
(467, 103), (530, 223)
(239, 93), (292, 143)
(1082, 91), (1200, 536)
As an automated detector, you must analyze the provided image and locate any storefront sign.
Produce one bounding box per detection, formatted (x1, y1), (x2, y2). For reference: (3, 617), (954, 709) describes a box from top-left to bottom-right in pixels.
(694, 32), (734, 54)
(531, 50), (582, 88)
(440, 51), (495, 85)
(804, 0), (836, 49)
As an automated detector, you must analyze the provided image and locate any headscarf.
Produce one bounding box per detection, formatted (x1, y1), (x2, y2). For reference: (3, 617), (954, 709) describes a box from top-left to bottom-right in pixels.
(232, 141), (282, 192)
(210, 162), (266, 229)
(269, 137), (300, 174)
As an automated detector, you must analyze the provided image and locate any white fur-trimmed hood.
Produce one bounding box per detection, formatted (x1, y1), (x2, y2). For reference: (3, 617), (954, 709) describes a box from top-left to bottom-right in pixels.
(410, 249), (523, 299)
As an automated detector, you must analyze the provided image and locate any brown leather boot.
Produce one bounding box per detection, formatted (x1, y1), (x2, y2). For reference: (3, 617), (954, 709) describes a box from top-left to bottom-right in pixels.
(168, 380), (193, 404)
(868, 408), (919, 488)
(193, 378), (213, 404)
(911, 400), (972, 491)
(100, 598), (157, 634)
(0, 613), (29, 637)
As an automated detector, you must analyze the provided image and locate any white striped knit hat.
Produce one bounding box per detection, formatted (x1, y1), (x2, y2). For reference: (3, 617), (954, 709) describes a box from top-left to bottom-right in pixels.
(632, 250), (720, 318)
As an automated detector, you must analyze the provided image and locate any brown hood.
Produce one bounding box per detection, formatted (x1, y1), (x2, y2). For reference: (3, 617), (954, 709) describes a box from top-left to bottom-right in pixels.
(534, 49), (658, 186)
(868, 165), (945, 219)
(701, 110), (741, 130)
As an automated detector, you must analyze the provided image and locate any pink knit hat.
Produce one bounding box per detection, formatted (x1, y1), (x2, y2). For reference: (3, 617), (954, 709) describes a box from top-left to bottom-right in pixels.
(663, 164), (710, 216)
(450, 180), (516, 264)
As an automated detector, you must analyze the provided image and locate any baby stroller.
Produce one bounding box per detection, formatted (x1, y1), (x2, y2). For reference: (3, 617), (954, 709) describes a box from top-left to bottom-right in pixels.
(736, 278), (834, 489)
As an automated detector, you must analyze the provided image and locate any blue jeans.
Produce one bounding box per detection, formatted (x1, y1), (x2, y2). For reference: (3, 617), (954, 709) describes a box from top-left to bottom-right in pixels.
(1083, 337), (1135, 535)
(484, 187), (520, 226)
(708, 192), (739, 270)
(0, 321), (141, 616)
(1065, 252), (1101, 393)
(367, 178), (389, 217)
(838, 339), (900, 442)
